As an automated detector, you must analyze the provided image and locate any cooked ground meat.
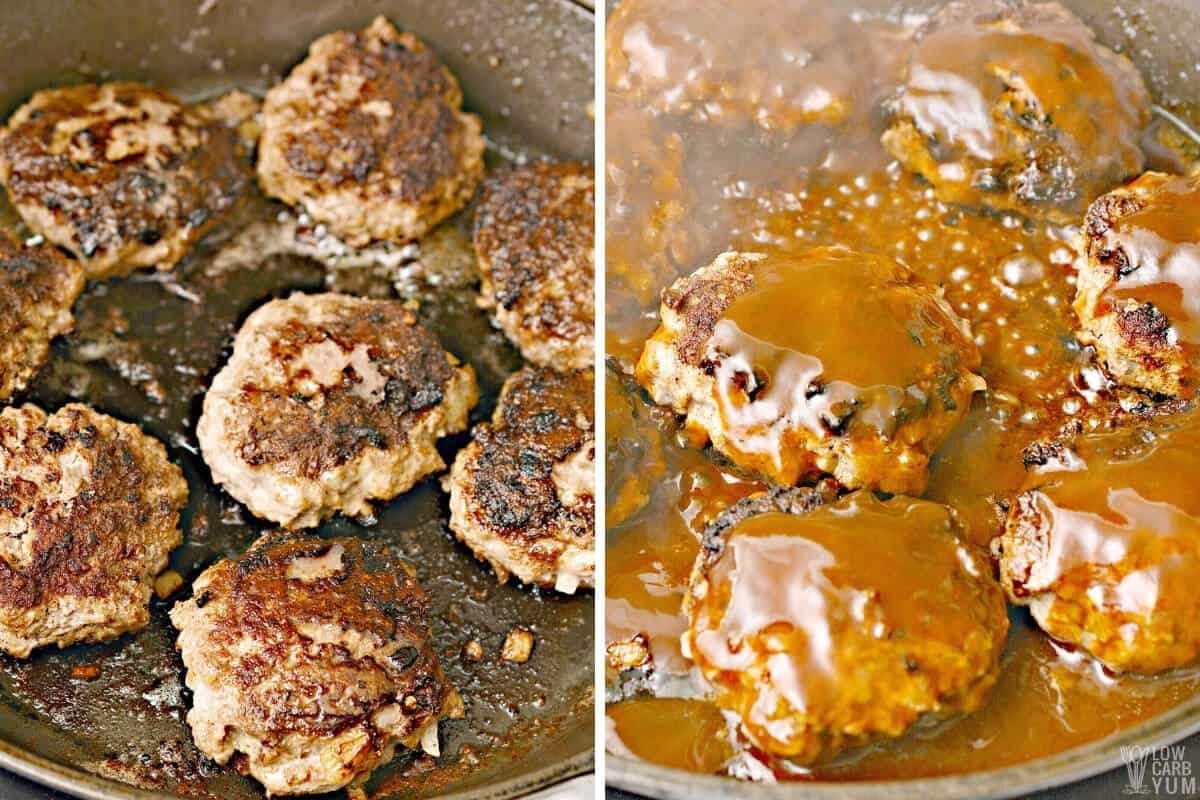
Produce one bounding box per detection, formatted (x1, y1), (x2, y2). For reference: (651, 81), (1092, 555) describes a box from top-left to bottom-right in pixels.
(882, 0), (1150, 224)
(996, 411), (1200, 674)
(0, 236), (84, 401)
(257, 16), (485, 247)
(1074, 171), (1200, 398)
(0, 82), (251, 278)
(445, 366), (594, 592)
(198, 293), (476, 529)
(637, 248), (984, 495)
(685, 489), (1008, 765)
(0, 403), (187, 658)
(473, 160), (595, 370)
(170, 533), (461, 795)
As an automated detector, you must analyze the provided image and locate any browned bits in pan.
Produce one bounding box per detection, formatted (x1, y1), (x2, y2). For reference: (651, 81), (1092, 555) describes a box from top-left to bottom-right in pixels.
(463, 639), (484, 662)
(501, 627), (535, 663)
(70, 664), (102, 681)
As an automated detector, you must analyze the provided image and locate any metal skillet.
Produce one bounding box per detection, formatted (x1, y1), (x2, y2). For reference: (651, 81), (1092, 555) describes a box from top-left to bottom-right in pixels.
(0, 1), (595, 798)
(605, 0), (1200, 797)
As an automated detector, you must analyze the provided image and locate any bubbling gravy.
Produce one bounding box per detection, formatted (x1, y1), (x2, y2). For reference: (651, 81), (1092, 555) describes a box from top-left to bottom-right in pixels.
(606, 0), (1200, 783)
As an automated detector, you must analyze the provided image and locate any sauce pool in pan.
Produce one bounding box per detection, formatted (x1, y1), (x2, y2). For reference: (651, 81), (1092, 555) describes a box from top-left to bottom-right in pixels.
(605, 0), (1200, 782)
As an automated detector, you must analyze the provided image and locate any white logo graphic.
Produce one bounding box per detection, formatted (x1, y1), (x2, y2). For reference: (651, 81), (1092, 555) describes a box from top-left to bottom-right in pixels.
(1124, 745), (1153, 795)
(1122, 744), (1196, 796)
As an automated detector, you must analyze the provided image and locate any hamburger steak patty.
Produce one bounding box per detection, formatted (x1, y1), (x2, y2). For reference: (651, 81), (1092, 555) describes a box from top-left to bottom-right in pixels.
(0, 236), (85, 401)
(637, 248), (984, 495)
(0, 403), (188, 658)
(995, 413), (1200, 674)
(257, 16), (485, 247)
(882, 0), (1149, 224)
(170, 534), (461, 796)
(1074, 172), (1200, 398)
(446, 366), (595, 592)
(198, 293), (477, 530)
(473, 160), (595, 370)
(0, 82), (251, 279)
(685, 489), (1008, 765)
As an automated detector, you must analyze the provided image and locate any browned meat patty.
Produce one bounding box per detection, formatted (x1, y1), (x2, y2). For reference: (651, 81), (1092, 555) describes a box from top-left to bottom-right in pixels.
(198, 292), (477, 530)
(258, 16), (485, 247)
(473, 160), (595, 370)
(0, 403), (188, 658)
(0, 82), (251, 279)
(1074, 171), (1200, 398)
(0, 236), (84, 401)
(170, 534), (461, 796)
(685, 488), (1008, 765)
(636, 248), (984, 495)
(446, 366), (594, 592)
(996, 411), (1200, 674)
(882, 0), (1150, 224)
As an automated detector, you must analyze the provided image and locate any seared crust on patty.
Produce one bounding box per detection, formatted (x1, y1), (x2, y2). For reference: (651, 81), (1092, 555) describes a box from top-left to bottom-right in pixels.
(686, 490), (1008, 765)
(0, 82), (250, 279)
(258, 16), (485, 247)
(695, 482), (839, 560)
(0, 236), (85, 401)
(652, 251), (756, 366)
(446, 366), (595, 592)
(882, 0), (1149, 224)
(637, 249), (984, 494)
(0, 403), (187, 658)
(1074, 172), (1200, 398)
(170, 534), (460, 796)
(473, 160), (595, 370)
(198, 293), (477, 530)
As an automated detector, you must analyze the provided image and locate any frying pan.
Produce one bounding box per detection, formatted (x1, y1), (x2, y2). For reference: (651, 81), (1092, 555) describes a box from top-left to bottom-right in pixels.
(0, 1), (594, 798)
(604, 0), (1200, 797)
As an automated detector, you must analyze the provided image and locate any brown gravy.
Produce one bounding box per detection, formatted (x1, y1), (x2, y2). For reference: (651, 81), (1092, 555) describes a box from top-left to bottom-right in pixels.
(684, 492), (1006, 766)
(697, 250), (980, 490)
(605, 0), (1200, 782)
(1101, 175), (1200, 346)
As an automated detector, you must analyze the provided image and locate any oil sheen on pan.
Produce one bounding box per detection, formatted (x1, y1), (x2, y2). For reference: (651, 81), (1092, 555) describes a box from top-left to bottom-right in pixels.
(0, 5), (595, 799)
(606, 0), (1200, 784)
